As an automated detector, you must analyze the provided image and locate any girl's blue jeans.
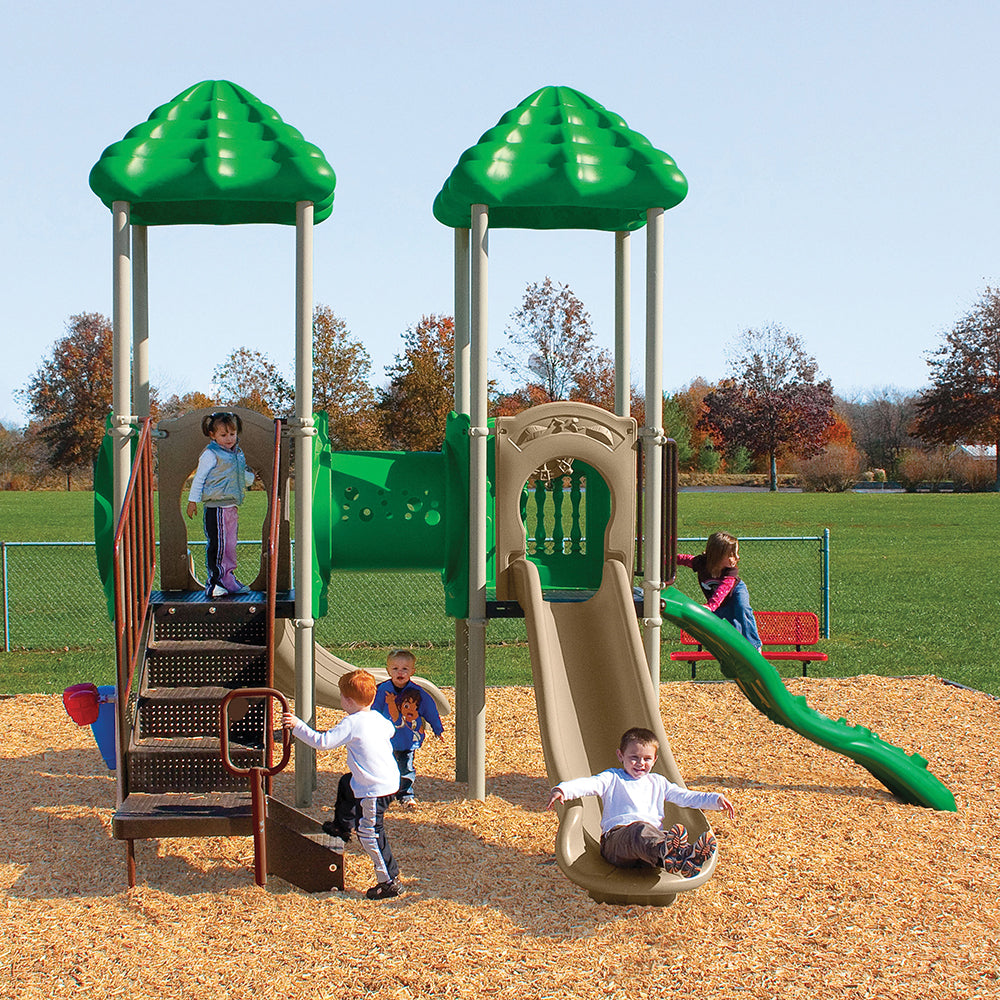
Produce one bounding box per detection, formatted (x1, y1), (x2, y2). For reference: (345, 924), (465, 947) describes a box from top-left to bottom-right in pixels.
(716, 581), (762, 650)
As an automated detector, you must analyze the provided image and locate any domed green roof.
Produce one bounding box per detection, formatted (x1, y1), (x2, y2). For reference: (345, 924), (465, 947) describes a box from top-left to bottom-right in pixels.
(433, 86), (687, 232)
(89, 80), (336, 226)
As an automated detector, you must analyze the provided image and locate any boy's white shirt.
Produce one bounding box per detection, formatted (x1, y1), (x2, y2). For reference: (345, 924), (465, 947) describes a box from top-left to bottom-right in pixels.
(290, 710), (399, 799)
(556, 769), (725, 835)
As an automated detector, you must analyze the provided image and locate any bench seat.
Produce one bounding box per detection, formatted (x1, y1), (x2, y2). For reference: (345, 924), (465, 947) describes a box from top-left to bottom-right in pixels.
(670, 610), (828, 678)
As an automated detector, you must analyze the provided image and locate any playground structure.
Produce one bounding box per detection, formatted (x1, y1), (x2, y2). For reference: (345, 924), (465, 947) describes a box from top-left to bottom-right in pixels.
(87, 81), (954, 902)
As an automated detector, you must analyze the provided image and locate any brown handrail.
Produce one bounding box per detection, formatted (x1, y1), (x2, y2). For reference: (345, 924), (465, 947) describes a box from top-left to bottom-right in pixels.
(112, 418), (156, 708)
(220, 687), (292, 887)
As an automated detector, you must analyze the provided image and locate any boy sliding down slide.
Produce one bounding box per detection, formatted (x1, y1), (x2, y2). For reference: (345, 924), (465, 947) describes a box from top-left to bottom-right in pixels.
(547, 726), (735, 876)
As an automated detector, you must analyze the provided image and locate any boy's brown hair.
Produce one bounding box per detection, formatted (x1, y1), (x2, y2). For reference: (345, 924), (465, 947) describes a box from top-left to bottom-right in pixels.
(619, 727), (659, 754)
(339, 669), (377, 706)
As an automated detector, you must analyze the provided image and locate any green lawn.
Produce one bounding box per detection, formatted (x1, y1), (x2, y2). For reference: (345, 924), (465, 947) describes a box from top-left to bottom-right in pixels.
(1, 490), (997, 696)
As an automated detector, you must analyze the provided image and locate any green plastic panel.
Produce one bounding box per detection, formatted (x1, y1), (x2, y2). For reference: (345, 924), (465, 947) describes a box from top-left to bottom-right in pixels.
(441, 412), (471, 619)
(312, 411), (334, 619)
(89, 80), (336, 226)
(330, 452), (448, 569)
(433, 85), (687, 231)
(93, 415), (138, 621)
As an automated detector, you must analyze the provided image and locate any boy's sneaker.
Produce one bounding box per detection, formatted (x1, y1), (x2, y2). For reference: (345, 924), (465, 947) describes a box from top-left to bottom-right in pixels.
(366, 877), (402, 900)
(230, 581), (250, 595)
(322, 820), (351, 843)
(208, 584), (228, 598)
(682, 832), (718, 877)
(663, 823), (689, 858)
(658, 823), (692, 873)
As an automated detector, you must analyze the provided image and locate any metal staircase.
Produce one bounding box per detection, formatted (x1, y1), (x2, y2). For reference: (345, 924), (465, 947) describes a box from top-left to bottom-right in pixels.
(109, 414), (343, 891)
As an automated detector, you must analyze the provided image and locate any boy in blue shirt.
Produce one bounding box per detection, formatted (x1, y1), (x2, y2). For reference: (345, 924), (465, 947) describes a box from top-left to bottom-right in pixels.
(372, 649), (444, 806)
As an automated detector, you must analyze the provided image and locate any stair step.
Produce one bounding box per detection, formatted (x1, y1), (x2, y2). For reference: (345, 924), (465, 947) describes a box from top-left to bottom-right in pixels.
(144, 641), (268, 688)
(127, 739), (263, 793)
(113, 791), (253, 840)
(136, 687), (269, 740)
(151, 593), (294, 640)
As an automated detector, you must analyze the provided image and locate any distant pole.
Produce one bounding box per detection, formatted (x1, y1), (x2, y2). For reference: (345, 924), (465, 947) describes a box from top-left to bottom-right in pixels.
(132, 225), (150, 418)
(294, 201), (317, 808)
(467, 204), (489, 801)
(453, 226), (471, 783)
(111, 201), (132, 521)
(642, 208), (664, 686)
(614, 231), (631, 418)
(111, 200), (133, 812)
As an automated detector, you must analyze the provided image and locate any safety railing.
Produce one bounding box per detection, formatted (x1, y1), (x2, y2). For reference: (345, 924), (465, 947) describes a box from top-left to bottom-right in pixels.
(112, 419), (156, 704)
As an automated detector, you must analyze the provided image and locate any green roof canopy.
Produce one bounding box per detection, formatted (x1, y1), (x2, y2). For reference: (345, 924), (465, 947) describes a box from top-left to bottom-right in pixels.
(433, 86), (687, 232)
(89, 80), (336, 226)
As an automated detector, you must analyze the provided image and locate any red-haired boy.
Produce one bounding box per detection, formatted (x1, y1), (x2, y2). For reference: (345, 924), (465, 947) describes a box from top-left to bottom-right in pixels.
(282, 669), (402, 899)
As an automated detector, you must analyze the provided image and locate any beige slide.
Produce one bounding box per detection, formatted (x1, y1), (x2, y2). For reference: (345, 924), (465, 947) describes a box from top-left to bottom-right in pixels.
(512, 556), (716, 906)
(272, 619), (451, 718)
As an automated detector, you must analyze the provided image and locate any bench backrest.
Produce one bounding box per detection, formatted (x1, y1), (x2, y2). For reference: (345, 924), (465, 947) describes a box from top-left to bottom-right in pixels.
(679, 610), (820, 647)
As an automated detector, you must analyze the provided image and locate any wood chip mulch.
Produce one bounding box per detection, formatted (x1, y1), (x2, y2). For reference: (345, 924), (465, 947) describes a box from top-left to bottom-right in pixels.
(1, 675), (997, 1000)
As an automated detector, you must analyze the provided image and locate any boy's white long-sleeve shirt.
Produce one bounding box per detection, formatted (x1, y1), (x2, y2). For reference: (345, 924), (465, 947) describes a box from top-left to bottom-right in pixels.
(289, 710), (399, 799)
(556, 769), (726, 835)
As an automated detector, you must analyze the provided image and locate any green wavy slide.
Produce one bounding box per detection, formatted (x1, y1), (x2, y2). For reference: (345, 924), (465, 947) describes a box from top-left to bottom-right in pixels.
(661, 587), (956, 812)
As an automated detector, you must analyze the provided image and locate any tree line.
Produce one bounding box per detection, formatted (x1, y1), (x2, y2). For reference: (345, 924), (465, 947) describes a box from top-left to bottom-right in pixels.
(5, 281), (1000, 491)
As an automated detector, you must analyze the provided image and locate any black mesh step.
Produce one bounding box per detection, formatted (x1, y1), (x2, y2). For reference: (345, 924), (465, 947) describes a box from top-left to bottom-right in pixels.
(144, 641), (268, 688)
(127, 738), (264, 793)
(136, 686), (269, 741)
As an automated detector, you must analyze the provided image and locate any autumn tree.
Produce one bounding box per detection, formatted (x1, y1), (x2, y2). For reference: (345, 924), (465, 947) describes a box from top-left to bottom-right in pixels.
(313, 305), (384, 450)
(378, 314), (454, 451)
(701, 324), (835, 491)
(662, 394), (694, 469)
(19, 312), (115, 478)
(498, 277), (597, 401)
(673, 378), (716, 469)
(157, 391), (219, 421)
(913, 285), (1000, 490)
(213, 347), (293, 417)
(0, 422), (45, 489)
(840, 388), (919, 476)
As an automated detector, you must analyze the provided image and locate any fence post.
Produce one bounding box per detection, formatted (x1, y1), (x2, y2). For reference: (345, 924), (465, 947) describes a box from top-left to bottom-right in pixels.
(821, 528), (831, 638)
(2, 542), (8, 652)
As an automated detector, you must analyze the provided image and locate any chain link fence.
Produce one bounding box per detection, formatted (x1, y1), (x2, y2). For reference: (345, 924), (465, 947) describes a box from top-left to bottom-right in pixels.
(672, 535), (830, 636)
(2, 536), (829, 652)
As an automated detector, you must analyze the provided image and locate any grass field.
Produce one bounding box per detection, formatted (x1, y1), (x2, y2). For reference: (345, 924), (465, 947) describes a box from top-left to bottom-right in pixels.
(1, 490), (997, 696)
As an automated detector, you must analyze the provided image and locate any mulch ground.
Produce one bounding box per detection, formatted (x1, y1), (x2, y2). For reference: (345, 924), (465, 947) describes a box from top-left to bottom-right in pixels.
(1, 675), (997, 1000)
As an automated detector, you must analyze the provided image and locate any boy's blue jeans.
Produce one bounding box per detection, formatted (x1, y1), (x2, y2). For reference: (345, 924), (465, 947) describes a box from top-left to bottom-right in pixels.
(716, 581), (762, 650)
(393, 749), (416, 802)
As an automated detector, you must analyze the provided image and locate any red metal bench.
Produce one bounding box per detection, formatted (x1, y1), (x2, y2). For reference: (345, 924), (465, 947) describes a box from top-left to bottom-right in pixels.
(670, 610), (828, 678)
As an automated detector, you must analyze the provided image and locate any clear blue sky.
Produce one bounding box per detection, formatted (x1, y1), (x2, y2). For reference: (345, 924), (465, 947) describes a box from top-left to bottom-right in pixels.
(3, 1), (999, 426)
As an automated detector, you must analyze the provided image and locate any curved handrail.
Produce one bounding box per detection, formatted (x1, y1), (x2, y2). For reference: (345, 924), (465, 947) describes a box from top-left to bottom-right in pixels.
(220, 687), (292, 777)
